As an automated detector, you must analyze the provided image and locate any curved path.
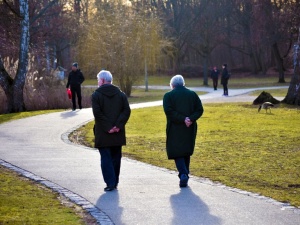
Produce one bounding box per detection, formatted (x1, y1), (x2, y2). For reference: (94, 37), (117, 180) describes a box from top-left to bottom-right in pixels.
(1, 86), (299, 225)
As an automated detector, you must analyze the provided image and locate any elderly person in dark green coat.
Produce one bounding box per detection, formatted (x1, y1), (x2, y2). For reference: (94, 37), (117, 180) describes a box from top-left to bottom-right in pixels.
(163, 75), (204, 187)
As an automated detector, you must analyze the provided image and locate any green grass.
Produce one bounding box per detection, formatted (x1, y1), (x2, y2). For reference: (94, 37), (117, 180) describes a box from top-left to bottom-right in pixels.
(250, 88), (288, 97)
(84, 73), (292, 89)
(0, 110), (92, 225)
(0, 110), (62, 124)
(0, 166), (86, 224)
(81, 103), (300, 207)
(128, 88), (207, 104)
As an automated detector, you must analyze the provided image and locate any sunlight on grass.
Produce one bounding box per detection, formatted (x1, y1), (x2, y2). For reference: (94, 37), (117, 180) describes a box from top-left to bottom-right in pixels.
(0, 110), (63, 124)
(250, 88), (288, 97)
(128, 88), (207, 104)
(0, 166), (85, 224)
(84, 73), (292, 89)
(82, 103), (300, 207)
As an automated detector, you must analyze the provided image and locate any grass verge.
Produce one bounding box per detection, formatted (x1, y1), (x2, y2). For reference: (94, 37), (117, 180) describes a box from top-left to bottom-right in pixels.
(79, 103), (300, 207)
(0, 110), (63, 124)
(0, 166), (95, 224)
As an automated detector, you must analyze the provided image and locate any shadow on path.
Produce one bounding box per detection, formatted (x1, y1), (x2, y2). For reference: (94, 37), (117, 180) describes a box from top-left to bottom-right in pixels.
(96, 191), (123, 225)
(170, 187), (221, 225)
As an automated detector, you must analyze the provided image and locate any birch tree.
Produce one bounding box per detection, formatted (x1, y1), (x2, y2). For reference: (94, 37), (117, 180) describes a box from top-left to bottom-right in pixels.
(0, 0), (62, 113)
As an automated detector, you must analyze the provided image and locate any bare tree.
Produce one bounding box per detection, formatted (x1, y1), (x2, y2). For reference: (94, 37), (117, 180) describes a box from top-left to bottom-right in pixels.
(282, 29), (300, 105)
(0, 0), (58, 113)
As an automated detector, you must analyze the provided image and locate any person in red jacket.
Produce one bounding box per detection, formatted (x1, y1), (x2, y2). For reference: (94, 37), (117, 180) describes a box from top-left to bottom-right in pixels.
(66, 62), (85, 111)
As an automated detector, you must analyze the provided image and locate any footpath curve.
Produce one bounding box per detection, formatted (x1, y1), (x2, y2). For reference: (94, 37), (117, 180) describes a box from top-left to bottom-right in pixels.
(1, 86), (299, 225)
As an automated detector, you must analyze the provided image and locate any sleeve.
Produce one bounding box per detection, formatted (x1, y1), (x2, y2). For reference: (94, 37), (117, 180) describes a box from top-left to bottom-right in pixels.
(91, 93), (113, 132)
(79, 72), (85, 84)
(66, 72), (71, 88)
(115, 93), (131, 129)
(163, 92), (186, 123)
(189, 92), (204, 122)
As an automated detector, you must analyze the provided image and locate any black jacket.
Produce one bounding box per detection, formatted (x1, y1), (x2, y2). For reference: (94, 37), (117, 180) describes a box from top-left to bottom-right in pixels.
(221, 68), (230, 85)
(66, 69), (85, 88)
(210, 69), (220, 79)
(92, 84), (131, 148)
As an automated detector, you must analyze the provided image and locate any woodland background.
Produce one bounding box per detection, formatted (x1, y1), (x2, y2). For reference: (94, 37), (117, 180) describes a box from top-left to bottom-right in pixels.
(1, 0), (300, 113)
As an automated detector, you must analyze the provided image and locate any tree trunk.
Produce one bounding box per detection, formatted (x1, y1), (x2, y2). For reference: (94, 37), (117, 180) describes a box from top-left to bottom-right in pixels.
(282, 44), (300, 105)
(272, 42), (286, 83)
(12, 0), (30, 112)
(0, 0), (29, 113)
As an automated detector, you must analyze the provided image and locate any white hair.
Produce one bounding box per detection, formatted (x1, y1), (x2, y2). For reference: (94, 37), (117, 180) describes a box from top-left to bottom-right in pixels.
(97, 70), (113, 83)
(170, 75), (185, 88)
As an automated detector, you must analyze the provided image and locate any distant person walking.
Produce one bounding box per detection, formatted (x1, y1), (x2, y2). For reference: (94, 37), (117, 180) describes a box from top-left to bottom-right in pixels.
(210, 66), (220, 90)
(66, 62), (85, 111)
(92, 70), (131, 192)
(163, 75), (204, 188)
(221, 63), (230, 96)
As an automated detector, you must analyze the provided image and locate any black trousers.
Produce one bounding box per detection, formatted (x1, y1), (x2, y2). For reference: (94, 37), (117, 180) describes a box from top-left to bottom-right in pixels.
(223, 83), (228, 95)
(174, 156), (190, 178)
(99, 146), (122, 187)
(70, 85), (82, 110)
(212, 78), (218, 90)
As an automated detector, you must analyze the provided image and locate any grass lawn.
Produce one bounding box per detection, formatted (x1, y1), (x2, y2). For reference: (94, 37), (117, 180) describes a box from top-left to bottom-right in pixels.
(80, 102), (300, 207)
(0, 111), (94, 225)
(84, 73), (292, 89)
(0, 166), (89, 224)
(0, 110), (63, 124)
(250, 88), (288, 97)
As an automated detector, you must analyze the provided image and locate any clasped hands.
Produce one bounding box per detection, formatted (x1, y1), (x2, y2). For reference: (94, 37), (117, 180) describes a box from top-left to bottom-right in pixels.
(184, 117), (192, 127)
(108, 126), (120, 133)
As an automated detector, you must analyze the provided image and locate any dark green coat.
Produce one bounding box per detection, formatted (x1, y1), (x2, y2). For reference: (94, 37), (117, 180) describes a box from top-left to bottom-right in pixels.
(92, 84), (131, 148)
(163, 86), (204, 159)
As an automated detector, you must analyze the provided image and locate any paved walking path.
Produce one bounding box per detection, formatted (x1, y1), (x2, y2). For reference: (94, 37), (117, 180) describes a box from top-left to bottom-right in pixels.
(1, 86), (299, 225)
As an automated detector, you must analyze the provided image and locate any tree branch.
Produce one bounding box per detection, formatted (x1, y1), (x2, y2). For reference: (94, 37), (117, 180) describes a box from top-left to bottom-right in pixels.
(30, 0), (59, 24)
(3, 0), (22, 19)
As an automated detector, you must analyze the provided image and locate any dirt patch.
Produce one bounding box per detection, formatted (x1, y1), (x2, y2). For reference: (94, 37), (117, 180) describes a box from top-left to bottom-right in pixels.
(69, 130), (92, 148)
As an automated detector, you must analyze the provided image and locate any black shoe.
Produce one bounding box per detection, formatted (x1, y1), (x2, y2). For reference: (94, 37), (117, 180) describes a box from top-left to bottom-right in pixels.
(179, 174), (189, 188)
(104, 186), (115, 192)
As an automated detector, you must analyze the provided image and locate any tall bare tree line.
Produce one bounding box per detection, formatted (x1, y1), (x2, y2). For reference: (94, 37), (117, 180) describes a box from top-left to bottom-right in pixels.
(1, 0), (300, 113)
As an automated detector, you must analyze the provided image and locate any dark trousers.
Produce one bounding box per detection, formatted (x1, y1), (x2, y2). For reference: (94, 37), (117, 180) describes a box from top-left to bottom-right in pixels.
(223, 83), (228, 95)
(99, 146), (122, 187)
(174, 156), (190, 178)
(212, 78), (218, 90)
(70, 85), (82, 110)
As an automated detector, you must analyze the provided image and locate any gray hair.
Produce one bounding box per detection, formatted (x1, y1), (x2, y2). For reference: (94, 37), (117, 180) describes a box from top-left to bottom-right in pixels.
(170, 75), (185, 88)
(97, 70), (113, 83)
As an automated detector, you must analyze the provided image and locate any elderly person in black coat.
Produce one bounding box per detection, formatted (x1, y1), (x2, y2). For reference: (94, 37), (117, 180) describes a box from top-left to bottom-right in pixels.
(163, 75), (204, 187)
(92, 70), (131, 191)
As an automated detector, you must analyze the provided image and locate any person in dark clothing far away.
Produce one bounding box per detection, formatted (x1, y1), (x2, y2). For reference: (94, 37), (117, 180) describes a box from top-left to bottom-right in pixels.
(66, 62), (85, 111)
(210, 66), (220, 90)
(163, 75), (204, 188)
(221, 63), (230, 96)
(92, 70), (131, 192)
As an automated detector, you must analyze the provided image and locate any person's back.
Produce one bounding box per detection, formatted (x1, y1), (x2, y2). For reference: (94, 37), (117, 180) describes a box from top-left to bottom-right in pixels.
(91, 70), (131, 192)
(92, 83), (130, 148)
(163, 75), (203, 188)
